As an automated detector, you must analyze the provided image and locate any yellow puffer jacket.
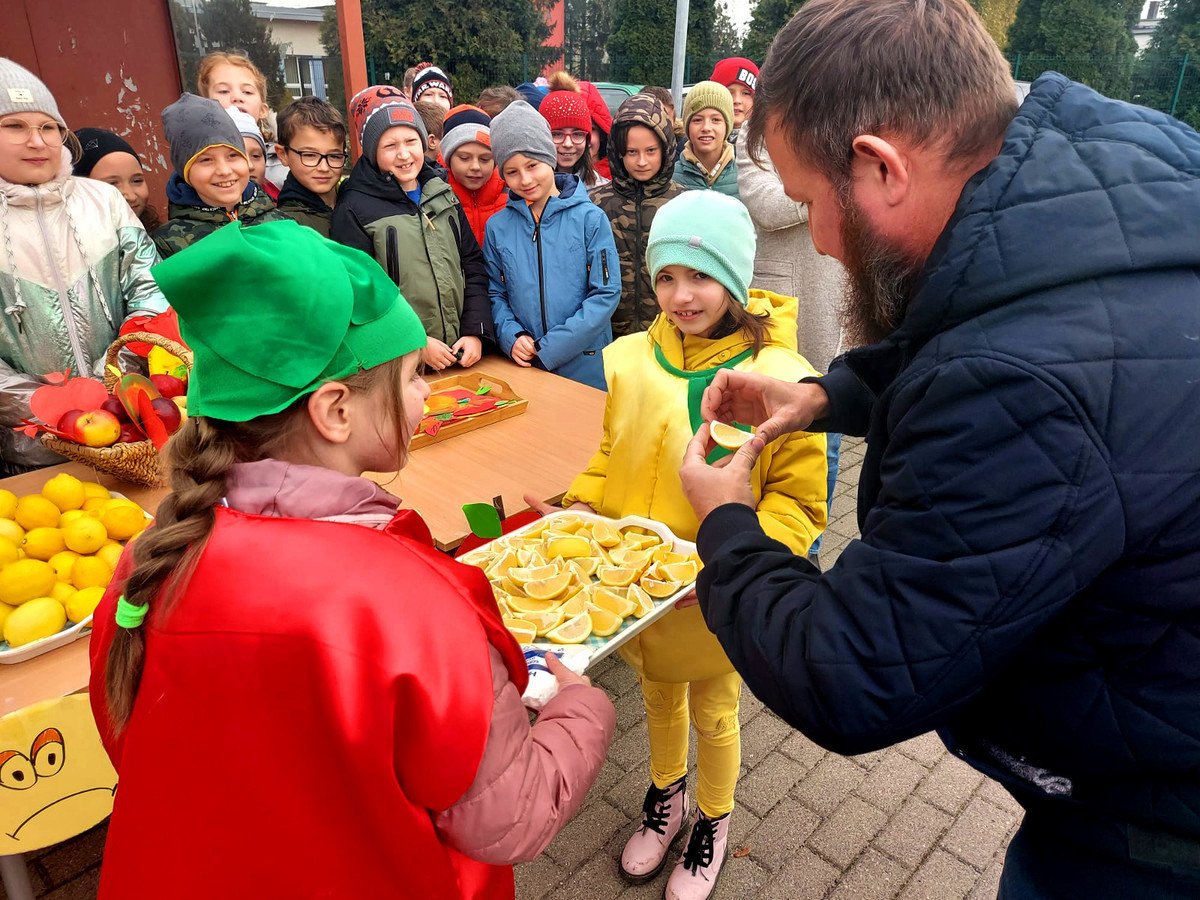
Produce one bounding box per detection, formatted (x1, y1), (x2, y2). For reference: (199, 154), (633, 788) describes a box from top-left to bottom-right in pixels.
(564, 290), (827, 682)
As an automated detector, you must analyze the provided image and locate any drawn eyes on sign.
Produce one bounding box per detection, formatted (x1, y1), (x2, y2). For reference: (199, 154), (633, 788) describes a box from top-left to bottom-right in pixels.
(0, 750), (35, 791)
(32, 728), (65, 778)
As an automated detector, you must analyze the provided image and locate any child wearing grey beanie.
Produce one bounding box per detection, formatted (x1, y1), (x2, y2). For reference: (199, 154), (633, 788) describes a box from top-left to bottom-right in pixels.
(489, 100), (557, 173)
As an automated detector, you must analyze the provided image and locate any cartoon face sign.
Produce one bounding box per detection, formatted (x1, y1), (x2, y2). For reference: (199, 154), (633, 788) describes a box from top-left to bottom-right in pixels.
(0, 694), (117, 853)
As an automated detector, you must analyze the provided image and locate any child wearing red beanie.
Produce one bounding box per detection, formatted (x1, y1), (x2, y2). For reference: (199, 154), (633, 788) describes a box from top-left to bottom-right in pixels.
(710, 57), (759, 135)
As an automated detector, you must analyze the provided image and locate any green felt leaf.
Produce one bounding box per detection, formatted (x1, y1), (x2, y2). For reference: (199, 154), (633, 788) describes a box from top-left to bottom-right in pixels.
(463, 502), (503, 539)
(436, 413), (454, 421)
(475, 384), (492, 396)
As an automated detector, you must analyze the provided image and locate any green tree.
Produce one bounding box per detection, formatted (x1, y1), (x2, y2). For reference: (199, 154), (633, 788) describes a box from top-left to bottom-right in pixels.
(167, 0), (289, 108)
(1006, 0), (1142, 98)
(608, 0), (718, 85)
(713, 2), (745, 58)
(741, 0), (806, 64)
(564, 0), (614, 80)
(1134, 0), (1200, 127)
(969, 0), (1021, 49)
(320, 6), (346, 115)
(360, 0), (557, 103)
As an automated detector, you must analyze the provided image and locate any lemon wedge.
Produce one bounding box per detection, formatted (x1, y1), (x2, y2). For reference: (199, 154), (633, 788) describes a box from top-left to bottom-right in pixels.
(710, 421), (754, 450)
(547, 611), (593, 644)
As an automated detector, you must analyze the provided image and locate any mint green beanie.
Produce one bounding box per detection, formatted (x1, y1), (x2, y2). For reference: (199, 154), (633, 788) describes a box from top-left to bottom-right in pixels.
(646, 191), (756, 306)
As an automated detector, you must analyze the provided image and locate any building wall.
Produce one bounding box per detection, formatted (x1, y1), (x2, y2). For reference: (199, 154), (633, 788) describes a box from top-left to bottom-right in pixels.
(260, 18), (324, 58)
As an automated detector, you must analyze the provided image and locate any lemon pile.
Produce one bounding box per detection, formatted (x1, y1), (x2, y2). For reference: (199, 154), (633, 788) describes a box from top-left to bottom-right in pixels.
(0, 474), (148, 650)
(461, 515), (701, 646)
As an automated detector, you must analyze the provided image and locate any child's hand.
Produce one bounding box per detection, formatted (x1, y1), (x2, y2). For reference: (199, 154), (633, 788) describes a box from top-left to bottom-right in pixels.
(546, 652), (591, 688)
(674, 589), (698, 610)
(512, 335), (537, 367)
(523, 493), (595, 517)
(452, 335), (483, 367)
(423, 339), (459, 370)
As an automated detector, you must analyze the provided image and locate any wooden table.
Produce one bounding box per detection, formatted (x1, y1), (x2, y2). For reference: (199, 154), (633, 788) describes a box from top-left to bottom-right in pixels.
(0, 356), (605, 717)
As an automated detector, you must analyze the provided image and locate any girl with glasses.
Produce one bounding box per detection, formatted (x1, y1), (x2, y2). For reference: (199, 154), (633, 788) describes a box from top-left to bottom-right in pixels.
(539, 73), (610, 192)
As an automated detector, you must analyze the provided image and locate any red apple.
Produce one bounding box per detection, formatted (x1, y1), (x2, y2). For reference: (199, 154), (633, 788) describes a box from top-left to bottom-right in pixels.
(149, 374), (187, 399)
(59, 409), (122, 447)
(149, 397), (183, 435)
(56, 409), (86, 442)
(117, 423), (144, 444)
(100, 396), (131, 423)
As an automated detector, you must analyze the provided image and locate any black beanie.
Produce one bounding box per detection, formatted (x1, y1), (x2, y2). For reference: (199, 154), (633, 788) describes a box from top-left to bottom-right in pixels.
(73, 128), (142, 177)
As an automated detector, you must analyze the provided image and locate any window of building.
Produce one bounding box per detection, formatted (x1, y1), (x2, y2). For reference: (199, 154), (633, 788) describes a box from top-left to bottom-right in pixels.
(1147, 1), (1161, 19)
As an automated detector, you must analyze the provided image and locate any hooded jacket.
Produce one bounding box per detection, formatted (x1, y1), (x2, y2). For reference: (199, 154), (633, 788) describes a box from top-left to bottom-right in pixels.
(448, 168), (508, 248)
(673, 143), (739, 198)
(152, 175), (285, 259)
(482, 174), (619, 390)
(332, 159), (493, 347)
(696, 74), (1200, 843)
(590, 95), (684, 338)
(564, 291), (827, 683)
(0, 148), (167, 470)
(274, 172), (336, 237)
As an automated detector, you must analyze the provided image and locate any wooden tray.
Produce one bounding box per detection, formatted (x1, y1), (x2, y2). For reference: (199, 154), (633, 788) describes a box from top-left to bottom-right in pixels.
(411, 372), (527, 450)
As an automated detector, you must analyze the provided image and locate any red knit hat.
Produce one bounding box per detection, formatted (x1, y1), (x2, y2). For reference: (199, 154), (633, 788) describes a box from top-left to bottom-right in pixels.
(539, 90), (591, 133)
(710, 57), (760, 94)
(579, 81), (613, 135)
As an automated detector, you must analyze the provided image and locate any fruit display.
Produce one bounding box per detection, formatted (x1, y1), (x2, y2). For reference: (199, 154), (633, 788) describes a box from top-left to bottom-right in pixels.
(412, 374), (527, 449)
(459, 513), (700, 653)
(0, 474), (149, 660)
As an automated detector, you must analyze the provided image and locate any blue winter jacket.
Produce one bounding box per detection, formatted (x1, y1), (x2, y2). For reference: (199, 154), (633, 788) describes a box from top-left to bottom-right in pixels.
(483, 174), (619, 389)
(696, 73), (1200, 841)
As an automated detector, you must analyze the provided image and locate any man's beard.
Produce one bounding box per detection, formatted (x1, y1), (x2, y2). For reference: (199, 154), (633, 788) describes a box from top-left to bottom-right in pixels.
(838, 197), (926, 348)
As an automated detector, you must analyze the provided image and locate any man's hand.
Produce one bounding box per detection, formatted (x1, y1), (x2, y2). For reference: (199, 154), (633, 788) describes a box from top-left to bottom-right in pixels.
(679, 423), (763, 523)
(701, 370), (830, 445)
(511, 335), (537, 367)
(422, 338), (458, 370)
(452, 335), (483, 367)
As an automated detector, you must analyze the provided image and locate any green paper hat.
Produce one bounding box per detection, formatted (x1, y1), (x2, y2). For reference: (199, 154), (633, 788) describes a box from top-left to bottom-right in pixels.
(151, 220), (427, 421)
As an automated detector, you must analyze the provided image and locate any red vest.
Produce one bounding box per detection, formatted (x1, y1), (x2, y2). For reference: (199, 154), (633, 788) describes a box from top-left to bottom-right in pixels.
(448, 170), (508, 247)
(89, 508), (526, 899)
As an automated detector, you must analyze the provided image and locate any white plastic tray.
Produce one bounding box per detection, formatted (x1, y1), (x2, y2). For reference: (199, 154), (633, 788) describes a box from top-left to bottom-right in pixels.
(460, 510), (698, 669)
(0, 493), (150, 665)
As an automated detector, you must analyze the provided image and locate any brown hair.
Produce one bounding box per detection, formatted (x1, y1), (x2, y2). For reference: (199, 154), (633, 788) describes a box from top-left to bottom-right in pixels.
(413, 100), (445, 140)
(477, 85), (521, 118)
(104, 356), (414, 733)
(277, 96), (347, 148)
(197, 52), (268, 105)
(746, 0), (1016, 189)
(713, 298), (770, 356)
(640, 86), (674, 113)
(403, 66), (418, 98)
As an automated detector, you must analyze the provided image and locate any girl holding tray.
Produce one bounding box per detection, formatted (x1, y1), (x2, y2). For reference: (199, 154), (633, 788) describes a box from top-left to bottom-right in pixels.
(88, 221), (615, 899)
(554, 191), (828, 899)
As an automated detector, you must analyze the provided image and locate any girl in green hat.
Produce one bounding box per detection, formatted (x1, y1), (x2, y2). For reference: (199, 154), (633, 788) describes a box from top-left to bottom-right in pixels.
(87, 220), (615, 899)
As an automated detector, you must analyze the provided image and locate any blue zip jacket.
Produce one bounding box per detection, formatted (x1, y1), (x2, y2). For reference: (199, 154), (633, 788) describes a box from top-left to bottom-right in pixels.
(483, 174), (619, 389)
(696, 73), (1200, 841)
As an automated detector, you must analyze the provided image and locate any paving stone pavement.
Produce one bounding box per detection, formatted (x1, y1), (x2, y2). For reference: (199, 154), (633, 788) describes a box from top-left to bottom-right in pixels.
(1, 437), (1020, 900)
(515, 437), (1022, 900)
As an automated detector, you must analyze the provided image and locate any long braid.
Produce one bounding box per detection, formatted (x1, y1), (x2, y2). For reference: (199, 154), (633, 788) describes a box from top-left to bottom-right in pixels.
(104, 417), (237, 731)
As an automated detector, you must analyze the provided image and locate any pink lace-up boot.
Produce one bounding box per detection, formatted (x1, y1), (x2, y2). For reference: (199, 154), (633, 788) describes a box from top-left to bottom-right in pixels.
(619, 776), (689, 883)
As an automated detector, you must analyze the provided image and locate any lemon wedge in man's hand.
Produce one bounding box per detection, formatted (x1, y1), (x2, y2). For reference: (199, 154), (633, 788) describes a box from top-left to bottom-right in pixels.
(709, 421), (754, 450)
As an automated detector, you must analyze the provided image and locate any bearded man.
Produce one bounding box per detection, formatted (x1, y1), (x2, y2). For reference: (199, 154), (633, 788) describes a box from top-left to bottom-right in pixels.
(676, 0), (1200, 895)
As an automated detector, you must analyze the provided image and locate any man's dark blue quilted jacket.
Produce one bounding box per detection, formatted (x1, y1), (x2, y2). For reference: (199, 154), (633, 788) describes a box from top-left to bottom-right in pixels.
(695, 73), (1200, 838)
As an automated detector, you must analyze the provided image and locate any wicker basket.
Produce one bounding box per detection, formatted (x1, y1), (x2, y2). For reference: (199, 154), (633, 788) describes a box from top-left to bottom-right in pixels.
(39, 332), (193, 486)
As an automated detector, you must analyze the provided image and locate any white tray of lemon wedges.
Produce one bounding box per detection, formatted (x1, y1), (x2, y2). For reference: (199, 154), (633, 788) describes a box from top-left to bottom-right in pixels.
(458, 510), (701, 669)
(0, 480), (151, 665)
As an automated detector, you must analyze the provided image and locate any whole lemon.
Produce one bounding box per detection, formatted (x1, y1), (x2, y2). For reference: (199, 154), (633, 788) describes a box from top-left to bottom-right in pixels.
(82, 498), (107, 514)
(50, 582), (76, 605)
(3, 597), (66, 647)
(0, 488), (17, 520)
(101, 503), (146, 541)
(15, 495), (61, 531)
(71, 556), (112, 591)
(0, 537), (20, 567)
(63, 517), (107, 555)
(66, 585), (105, 624)
(59, 510), (86, 527)
(0, 559), (57, 605)
(96, 541), (124, 571)
(41, 473), (85, 511)
(0, 600), (13, 632)
(22, 527), (65, 561)
(47, 550), (80, 582)
(80, 481), (111, 501)
(0, 519), (24, 545)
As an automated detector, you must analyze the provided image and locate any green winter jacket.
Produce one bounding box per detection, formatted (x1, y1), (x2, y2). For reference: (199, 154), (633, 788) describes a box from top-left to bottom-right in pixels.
(275, 173), (335, 238)
(152, 176), (286, 259)
(590, 94), (684, 338)
(673, 143), (740, 199)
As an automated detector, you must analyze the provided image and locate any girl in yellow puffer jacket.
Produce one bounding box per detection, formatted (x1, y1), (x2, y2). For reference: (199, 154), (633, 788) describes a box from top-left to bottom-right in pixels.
(560, 191), (827, 899)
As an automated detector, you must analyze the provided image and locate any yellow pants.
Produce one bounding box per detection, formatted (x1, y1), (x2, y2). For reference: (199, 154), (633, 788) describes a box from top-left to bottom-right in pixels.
(641, 670), (742, 818)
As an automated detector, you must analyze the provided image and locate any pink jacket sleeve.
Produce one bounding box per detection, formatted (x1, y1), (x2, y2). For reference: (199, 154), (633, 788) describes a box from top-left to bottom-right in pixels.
(434, 646), (616, 864)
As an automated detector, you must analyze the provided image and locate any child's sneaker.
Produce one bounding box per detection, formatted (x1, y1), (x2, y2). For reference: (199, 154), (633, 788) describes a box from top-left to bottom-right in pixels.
(619, 776), (689, 883)
(664, 810), (731, 900)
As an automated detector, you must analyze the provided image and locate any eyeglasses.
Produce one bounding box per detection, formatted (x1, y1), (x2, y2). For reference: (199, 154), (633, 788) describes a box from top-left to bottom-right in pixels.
(284, 147), (347, 169)
(551, 130), (589, 146)
(0, 119), (65, 147)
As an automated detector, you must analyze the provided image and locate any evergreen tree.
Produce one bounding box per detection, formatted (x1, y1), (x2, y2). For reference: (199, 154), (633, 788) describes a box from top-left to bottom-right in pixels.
(319, 6), (346, 116)
(969, 0), (1021, 49)
(1134, 0), (1200, 127)
(564, 0), (614, 80)
(741, 0), (806, 64)
(608, 0), (718, 85)
(713, 2), (745, 58)
(1006, 0), (1142, 98)
(360, 0), (556, 102)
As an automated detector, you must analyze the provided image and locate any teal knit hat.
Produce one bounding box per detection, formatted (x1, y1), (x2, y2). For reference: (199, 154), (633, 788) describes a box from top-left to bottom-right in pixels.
(151, 220), (428, 422)
(646, 192), (756, 306)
